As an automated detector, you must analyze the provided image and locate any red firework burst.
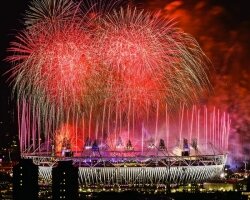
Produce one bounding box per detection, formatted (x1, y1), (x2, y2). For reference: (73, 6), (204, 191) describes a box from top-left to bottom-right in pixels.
(8, 22), (96, 108)
(7, 0), (212, 150)
(95, 7), (210, 114)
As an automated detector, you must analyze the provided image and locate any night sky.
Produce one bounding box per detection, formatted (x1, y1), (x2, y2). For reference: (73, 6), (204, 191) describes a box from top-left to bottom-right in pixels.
(0, 0), (30, 148)
(1, 0), (250, 160)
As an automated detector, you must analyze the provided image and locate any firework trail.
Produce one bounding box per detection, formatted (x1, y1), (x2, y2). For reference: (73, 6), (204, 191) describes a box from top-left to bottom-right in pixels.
(24, 0), (82, 27)
(7, 0), (212, 152)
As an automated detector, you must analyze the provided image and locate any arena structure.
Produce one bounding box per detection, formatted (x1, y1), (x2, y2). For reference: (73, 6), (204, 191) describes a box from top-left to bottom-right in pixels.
(8, 0), (229, 188)
(21, 105), (229, 187)
(23, 143), (227, 187)
(23, 152), (227, 188)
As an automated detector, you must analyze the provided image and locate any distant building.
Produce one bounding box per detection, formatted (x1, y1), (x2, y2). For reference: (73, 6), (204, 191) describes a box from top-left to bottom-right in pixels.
(247, 176), (250, 192)
(203, 182), (234, 191)
(13, 159), (39, 200)
(52, 160), (78, 199)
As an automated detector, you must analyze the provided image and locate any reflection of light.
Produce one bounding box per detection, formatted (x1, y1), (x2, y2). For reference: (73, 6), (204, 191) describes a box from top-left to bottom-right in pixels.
(220, 173), (225, 178)
(244, 174), (248, 179)
(85, 146), (92, 150)
(116, 144), (124, 149)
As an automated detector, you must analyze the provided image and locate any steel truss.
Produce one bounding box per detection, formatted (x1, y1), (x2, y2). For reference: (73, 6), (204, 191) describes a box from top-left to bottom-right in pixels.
(23, 153), (226, 186)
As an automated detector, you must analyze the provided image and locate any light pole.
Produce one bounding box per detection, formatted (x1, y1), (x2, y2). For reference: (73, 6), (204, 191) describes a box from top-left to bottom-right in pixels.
(243, 160), (248, 179)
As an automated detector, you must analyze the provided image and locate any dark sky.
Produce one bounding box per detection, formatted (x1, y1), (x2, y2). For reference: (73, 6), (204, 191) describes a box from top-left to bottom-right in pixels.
(0, 0), (30, 145)
(1, 0), (250, 156)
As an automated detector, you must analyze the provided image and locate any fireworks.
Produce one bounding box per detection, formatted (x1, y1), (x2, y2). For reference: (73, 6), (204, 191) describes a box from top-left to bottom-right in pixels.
(96, 7), (211, 113)
(7, 0), (212, 152)
(24, 0), (82, 27)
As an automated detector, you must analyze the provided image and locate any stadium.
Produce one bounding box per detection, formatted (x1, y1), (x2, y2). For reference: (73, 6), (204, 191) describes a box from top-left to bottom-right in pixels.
(21, 105), (229, 188)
